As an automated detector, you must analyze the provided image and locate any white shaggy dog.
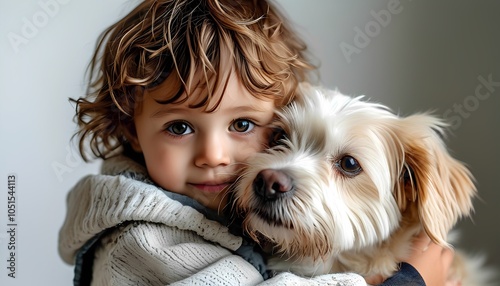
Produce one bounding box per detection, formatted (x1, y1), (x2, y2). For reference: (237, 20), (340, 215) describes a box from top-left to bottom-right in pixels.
(233, 83), (490, 284)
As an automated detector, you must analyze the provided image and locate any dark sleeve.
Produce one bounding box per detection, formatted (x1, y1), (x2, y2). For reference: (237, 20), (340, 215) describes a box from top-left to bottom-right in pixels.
(378, 262), (426, 286)
(232, 238), (271, 280)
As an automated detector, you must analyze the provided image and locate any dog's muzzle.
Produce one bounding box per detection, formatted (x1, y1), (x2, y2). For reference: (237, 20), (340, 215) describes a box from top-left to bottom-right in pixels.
(252, 169), (294, 200)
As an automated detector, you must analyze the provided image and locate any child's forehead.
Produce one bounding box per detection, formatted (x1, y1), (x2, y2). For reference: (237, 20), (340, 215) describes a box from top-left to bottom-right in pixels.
(144, 67), (276, 112)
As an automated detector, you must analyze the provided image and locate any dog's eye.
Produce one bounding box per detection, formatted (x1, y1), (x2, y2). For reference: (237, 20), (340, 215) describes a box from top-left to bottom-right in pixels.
(336, 156), (362, 176)
(269, 128), (287, 147)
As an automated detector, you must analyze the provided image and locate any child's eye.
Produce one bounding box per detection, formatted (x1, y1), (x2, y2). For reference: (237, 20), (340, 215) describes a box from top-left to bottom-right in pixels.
(165, 121), (193, 136)
(230, 119), (255, 133)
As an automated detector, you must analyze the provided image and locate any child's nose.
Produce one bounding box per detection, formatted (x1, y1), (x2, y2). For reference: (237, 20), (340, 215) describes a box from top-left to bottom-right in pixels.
(194, 133), (231, 167)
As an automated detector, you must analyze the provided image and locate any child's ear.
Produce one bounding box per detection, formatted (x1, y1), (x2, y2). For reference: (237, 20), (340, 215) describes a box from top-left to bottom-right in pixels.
(128, 137), (142, 152)
(122, 124), (142, 152)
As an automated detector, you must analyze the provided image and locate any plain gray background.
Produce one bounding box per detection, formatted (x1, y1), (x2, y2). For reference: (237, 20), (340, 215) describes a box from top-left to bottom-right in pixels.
(0, 0), (498, 285)
(275, 0), (500, 274)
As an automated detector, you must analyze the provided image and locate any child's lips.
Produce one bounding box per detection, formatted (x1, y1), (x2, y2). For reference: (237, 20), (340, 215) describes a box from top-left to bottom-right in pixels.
(191, 182), (232, 193)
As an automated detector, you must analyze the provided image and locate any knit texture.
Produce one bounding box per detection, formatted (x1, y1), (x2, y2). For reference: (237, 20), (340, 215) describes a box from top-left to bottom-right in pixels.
(263, 272), (367, 285)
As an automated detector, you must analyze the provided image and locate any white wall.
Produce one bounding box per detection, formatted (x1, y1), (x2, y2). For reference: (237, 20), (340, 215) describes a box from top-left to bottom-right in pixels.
(0, 1), (139, 284)
(0, 1), (498, 285)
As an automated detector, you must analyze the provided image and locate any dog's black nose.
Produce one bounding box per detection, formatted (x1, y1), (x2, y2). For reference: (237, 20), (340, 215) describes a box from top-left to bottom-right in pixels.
(253, 169), (293, 200)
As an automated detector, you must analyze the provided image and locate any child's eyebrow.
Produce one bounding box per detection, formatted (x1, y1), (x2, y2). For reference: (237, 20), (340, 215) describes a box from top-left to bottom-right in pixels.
(228, 105), (273, 113)
(150, 104), (272, 118)
(150, 107), (189, 118)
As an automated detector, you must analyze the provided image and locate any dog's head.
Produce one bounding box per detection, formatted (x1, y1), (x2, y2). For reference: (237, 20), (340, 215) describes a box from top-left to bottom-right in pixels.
(233, 83), (476, 260)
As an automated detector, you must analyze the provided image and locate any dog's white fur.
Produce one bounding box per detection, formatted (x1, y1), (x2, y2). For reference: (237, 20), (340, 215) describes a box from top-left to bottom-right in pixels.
(234, 83), (481, 281)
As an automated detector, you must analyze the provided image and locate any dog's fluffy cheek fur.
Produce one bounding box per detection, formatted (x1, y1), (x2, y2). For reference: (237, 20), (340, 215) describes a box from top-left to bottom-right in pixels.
(234, 152), (345, 259)
(235, 153), (403, 259)
(338, 176), (402, 249)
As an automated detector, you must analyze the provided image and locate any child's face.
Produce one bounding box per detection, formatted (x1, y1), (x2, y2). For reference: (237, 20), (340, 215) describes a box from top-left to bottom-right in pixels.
(132, 70), (276, 211)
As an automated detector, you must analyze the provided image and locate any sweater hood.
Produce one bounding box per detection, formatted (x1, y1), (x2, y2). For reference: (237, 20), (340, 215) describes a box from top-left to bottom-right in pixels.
(58, 155), (242, 264)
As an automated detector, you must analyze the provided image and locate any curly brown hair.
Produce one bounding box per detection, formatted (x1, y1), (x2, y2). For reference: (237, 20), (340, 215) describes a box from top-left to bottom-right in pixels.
(73, 0), (314, 161)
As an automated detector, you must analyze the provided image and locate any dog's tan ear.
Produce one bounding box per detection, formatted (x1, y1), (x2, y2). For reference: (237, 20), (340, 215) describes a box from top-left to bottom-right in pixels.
(396, 114), (476, 246)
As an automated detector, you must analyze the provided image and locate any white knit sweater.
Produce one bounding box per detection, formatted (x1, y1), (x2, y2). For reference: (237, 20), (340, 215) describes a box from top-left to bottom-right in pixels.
(58, 155), (366, 285)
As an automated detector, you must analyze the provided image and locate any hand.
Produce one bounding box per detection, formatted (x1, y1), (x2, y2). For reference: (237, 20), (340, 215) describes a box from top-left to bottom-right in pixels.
(405, 231), (455, 286)
(364, 274), (383, 285)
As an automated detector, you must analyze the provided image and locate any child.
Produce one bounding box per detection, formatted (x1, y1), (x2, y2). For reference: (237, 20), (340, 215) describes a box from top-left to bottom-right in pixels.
(58, 0), (358, 284)
(58, 0), (452, 285)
